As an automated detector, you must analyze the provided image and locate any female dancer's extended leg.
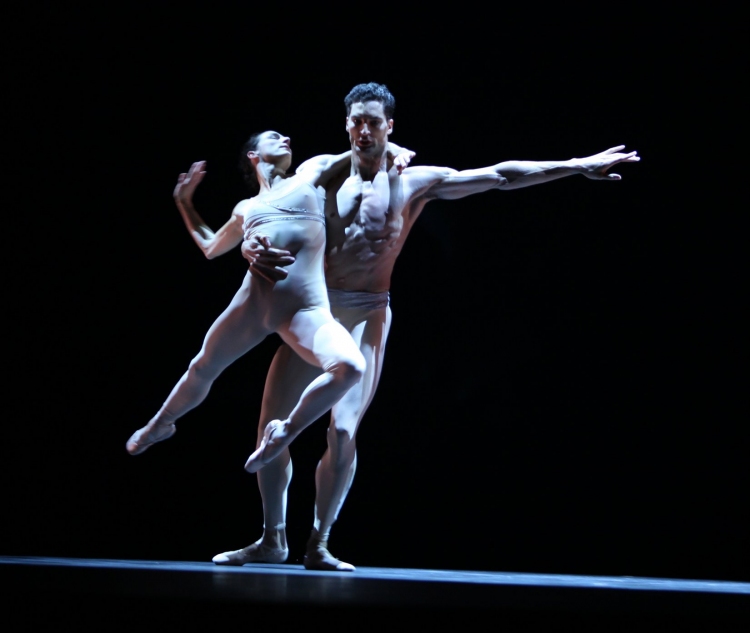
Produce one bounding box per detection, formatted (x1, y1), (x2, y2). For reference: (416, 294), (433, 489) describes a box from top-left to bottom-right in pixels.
(126, 274), (270, 455)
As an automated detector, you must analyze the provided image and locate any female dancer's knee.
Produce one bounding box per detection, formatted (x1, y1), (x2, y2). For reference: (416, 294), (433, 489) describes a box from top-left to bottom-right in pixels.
(326, 352), (365, 389)
(187, 354), (223, 384)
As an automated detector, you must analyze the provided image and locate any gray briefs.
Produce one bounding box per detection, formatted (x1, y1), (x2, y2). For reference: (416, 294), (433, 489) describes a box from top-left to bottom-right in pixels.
(328, 289), (390, 311)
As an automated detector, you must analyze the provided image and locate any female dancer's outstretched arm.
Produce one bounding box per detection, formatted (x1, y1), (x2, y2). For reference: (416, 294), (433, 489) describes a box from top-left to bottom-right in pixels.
(173, 160), (244, 258)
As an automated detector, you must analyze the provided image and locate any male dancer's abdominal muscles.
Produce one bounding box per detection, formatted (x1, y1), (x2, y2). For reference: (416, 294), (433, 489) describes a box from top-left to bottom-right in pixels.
(324, 248), (397, 293)
(340, 221), (399, 253)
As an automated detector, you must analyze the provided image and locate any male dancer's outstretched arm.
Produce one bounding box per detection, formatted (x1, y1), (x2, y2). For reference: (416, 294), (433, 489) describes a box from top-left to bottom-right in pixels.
(401, 145), (640, 202)
(241, 145), (640, 270)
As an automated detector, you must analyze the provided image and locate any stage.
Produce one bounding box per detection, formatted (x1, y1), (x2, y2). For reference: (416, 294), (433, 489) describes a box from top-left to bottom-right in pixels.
(3, 556), (748, 630)
(4, 9), (747, 633)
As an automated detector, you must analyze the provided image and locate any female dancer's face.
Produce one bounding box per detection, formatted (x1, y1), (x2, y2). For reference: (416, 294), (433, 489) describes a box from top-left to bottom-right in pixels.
(250, 131), (293, 171)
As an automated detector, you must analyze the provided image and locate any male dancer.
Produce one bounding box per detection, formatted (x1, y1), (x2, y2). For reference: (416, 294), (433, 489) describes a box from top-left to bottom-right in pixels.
(213, 83), (640, 571)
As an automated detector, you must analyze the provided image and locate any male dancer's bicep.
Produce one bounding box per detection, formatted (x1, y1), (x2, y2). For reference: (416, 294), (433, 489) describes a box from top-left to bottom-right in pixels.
(399, 166), (455, 203)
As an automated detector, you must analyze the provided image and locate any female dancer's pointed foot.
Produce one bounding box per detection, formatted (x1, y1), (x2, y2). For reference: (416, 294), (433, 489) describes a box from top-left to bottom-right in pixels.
(244, 420), (292, 473)
(303, 543), (355, 572)
(212, 540), (289, 565)
(126, 422), (176, 455)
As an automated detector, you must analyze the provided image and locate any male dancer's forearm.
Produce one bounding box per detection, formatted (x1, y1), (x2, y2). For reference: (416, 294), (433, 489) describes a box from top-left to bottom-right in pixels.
(496, 146), (638, 188)
(494, 159), (584, 190)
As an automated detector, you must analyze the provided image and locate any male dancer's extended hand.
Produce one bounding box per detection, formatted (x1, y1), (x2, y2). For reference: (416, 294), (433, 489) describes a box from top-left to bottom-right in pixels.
(574, 145), (640, 181)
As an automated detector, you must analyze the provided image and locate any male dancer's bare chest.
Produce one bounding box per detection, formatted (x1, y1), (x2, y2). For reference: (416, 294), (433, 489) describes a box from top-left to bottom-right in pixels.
(324, 172), (406, 249)
(322, 172), (419, 292)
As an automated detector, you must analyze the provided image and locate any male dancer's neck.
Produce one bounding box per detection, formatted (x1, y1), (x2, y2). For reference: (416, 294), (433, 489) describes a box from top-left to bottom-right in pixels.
(351, 148), (387, 182)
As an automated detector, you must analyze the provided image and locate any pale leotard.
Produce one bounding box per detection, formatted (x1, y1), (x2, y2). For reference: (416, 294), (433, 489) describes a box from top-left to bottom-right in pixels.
(127, 175), (366, 465)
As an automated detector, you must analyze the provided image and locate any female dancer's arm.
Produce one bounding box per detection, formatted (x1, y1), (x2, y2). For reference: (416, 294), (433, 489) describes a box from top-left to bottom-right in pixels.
(173, 160), (244, 259)
(386, 142), (416, 174)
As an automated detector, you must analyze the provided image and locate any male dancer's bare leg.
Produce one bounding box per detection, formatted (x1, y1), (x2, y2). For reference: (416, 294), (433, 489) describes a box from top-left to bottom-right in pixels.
(211, 450), (293, 564)
(305, 305), (391, 571)
(213, 344), (321, 565)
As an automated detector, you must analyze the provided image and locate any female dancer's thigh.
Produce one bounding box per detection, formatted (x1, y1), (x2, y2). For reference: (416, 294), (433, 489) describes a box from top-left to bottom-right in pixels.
(193, 276), (271, 375)
(277, 307), (363, 373)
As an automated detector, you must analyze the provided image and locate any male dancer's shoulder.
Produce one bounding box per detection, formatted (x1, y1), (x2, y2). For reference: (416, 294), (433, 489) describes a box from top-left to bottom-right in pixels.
(395, 165), (455, 202)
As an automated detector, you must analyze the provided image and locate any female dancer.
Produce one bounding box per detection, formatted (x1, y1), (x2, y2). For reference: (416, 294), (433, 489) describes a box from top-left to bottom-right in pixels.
(126, 131), (373, 473)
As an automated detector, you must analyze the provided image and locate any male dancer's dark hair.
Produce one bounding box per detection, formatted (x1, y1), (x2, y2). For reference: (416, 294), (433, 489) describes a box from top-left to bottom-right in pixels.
(344, 82), (396, 119)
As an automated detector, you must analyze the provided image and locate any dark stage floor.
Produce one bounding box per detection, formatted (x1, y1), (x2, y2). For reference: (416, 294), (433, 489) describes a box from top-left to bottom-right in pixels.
(3, 556), (748, 631)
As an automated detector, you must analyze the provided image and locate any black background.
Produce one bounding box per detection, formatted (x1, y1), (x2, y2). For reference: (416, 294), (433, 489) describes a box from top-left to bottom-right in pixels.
(5, 6), (746, 582)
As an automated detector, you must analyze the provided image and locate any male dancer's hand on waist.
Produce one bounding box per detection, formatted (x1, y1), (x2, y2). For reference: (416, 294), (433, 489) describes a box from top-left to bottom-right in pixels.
(242, 234), (295, 282)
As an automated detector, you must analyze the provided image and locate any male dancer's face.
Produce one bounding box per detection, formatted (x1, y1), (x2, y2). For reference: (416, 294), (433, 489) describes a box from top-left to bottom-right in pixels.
(346, 101), (393, 158)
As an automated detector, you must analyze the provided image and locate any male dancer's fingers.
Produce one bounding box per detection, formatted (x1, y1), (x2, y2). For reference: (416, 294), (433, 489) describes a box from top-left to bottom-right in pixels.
(603, 145), (626, 154)
(249, 262), (289, 282)
(592, 171), (621, 180)
(250, 254), (294, 281)
(243, 235), (294, 277)
(267, 266), (290, 280)
(247, 261), (275, 282)
(258, 250), (295, 262)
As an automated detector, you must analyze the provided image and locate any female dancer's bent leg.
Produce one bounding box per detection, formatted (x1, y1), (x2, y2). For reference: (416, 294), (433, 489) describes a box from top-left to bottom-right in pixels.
(244, 307), (365, 473)
(126, 276), (269, 455)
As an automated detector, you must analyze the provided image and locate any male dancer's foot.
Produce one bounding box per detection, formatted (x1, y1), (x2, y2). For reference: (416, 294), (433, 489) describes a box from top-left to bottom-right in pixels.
(245, 419), (294, 473)
(213, 524), (288, 565)
(126, 420), (176, 455)
(212, 540), (289, 565)
(303, 528), (355, 572)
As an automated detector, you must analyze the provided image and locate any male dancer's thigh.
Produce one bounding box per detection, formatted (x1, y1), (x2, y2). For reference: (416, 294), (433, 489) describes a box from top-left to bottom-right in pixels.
(329, 304), (392, 436)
